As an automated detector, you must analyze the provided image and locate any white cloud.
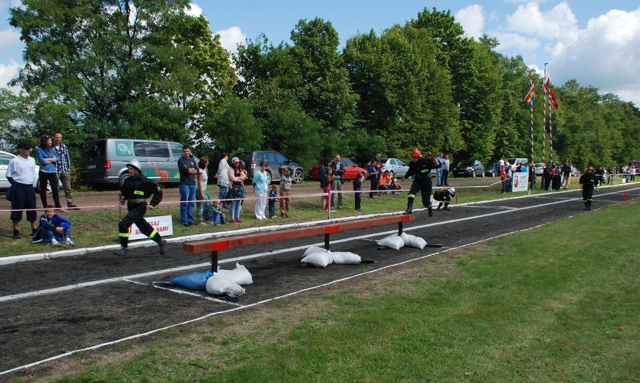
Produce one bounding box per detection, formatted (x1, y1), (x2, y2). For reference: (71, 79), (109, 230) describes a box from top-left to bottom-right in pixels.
(507, 2), (578, 42)
(492, 32), (541, 53)
(0, 29), (21, 50)
(215, 26), (246, 54)
(11, 0), (21, 6)
(186, 2), (202, 17)
(456, 5), (485, 39)
(0, 59), (20, 89)
(551, 8), (640, 105)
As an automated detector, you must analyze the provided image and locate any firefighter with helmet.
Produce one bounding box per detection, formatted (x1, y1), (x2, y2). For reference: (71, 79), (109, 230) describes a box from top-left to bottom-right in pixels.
(434, 187), (456, 210)
(114, 158), (167, 256)
(579, 166), (599, 211)
(402, 148), (442, 216)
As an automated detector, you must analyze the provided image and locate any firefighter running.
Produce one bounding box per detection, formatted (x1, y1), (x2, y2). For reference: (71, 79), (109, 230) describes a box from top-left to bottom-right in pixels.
(402, 148), (442, 216)
(434, 187), (456, 210)
(114, 159), (167, 256)
(579, 166), (599, 211)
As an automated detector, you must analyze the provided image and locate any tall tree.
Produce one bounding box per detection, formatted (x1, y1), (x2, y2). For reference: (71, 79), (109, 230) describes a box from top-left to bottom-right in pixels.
(10, 0), (235, 143)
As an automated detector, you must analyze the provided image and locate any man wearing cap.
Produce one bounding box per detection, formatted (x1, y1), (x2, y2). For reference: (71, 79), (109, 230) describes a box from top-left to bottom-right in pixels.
(402, 148), (441, 216)
(114, 159), (167, 256)
(177, 145), (199, 226)
(579, 166), (599, 211)
(6, 143), (38, 240)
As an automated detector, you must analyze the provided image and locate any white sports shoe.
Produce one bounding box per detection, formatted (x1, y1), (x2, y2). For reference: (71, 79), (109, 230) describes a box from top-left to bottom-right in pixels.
(66, 237), (76, 246)
(51, 238), (60, 246)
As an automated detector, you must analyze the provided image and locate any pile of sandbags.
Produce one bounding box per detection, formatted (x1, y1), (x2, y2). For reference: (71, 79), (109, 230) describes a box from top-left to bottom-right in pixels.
(301, 246), (361, 267)
(171, 263), (253, 298)
(376, 233), (427, 250)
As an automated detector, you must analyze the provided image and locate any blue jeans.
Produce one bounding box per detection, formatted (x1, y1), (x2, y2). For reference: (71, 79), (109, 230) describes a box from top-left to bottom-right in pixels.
(218, 185), (229, 205)
(44, 228), (71, 242)
(179, 183), (196, 225)
(229, 200), (241, 221)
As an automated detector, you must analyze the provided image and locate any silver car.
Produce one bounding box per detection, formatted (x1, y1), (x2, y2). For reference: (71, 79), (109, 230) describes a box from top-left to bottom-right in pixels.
(0, 150), (42, 191)
(380, 158), (409, 178)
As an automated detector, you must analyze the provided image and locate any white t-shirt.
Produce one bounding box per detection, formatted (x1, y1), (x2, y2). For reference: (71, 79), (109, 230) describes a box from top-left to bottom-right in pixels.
(442, 159), (450, 171)
(6, 155), (36, 185)
(200, 168), (209, 191)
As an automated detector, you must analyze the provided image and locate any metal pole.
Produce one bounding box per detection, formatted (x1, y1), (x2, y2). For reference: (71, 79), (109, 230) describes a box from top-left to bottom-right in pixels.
(211, 251), (218, 273)
(398, 221), (403, 235)
(324, 233), (330, 251)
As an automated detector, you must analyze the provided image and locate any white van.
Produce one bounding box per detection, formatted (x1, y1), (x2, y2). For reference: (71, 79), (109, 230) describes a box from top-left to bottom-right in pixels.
(506, 158), (528, 170)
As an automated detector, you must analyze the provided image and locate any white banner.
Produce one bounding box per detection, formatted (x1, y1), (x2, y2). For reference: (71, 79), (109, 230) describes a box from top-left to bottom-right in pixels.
(129, 215), (174, 240)
(512, 172), (529, 192)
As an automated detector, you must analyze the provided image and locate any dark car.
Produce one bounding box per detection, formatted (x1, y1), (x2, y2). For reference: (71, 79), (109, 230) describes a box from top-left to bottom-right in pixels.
(232, 151), (304, 185)
(453, 160), (485, 178)
(485, 162), (499, 177)
(310, 158), (368, 181)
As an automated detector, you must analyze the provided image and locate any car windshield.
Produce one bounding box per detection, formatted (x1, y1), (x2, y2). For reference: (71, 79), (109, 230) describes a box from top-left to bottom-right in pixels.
(457, 161), (474, 167)
(0, 152), (14, 165)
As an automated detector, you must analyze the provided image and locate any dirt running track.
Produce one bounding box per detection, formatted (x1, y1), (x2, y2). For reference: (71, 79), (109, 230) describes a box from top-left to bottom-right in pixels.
(1, 183), (639, 379)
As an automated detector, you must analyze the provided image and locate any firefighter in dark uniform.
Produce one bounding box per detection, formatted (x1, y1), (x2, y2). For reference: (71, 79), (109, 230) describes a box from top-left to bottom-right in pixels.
(402, 148), (442, 216)
(579, 166), (599, 210)
(114, 159), (167, 256)
(434, 187), (456, 210)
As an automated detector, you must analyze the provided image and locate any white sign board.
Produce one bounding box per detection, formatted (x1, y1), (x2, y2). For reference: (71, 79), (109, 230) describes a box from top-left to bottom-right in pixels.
(129, 215), (174, 241)
(512, 172), (529, 192)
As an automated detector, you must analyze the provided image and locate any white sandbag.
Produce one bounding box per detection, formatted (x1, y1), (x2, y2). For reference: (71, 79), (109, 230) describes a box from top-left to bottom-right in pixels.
(400, 232), (410, 245)
(205, 274), (246, 297)
(302, 245), (328, 258)
(331, 251), (361, 265)
(216, 263), (253, 285)
(376, 234), (405, 250)
(301, 251), (334, 268)
(404, 234), (427, 249)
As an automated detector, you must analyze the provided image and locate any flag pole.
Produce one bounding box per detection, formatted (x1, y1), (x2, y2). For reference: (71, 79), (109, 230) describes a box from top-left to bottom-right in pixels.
(542, 64), (548, 164)
(530, 79), (535, 191)
(547, 68), (554, 164)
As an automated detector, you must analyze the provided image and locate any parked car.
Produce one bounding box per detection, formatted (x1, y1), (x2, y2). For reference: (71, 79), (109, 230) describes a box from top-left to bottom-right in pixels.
(533, 163), (545, 176)
(453, 160), (485, 178)
(0, 149), (57, 192)
(506, 157), (528, 170)
(80, 138), (195, 187)
(485, 162), (499, 177)
(380, 158), (409, 178)
(310, 158), (368, 181)
(232, 150), (304, 185)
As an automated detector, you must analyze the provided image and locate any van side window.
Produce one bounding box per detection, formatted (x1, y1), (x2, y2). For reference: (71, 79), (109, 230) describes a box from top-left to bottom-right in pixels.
(115, 140), (146, 157)
(170, 143), (183, 159)
(146, 142), (170, 158)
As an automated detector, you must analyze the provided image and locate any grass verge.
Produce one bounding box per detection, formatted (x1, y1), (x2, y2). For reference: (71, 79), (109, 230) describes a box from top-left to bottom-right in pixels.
(11, 198), (640, 382)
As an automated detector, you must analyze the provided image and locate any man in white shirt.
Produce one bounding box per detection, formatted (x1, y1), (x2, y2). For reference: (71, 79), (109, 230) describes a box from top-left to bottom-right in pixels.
(442, 154), (451, 186)
(6, 142), (38, 240)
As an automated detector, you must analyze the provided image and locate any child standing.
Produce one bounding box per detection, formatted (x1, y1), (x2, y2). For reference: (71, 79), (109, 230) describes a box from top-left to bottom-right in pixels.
(268, 185), (279, 218)
(354, 172), (364, 211)
(31, 205), (76, 246)
(207, 199), (228, 225)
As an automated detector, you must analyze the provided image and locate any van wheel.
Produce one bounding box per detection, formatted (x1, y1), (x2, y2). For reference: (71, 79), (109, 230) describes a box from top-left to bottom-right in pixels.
(119, 173), (131, 188)
(293, 169), (304, 184)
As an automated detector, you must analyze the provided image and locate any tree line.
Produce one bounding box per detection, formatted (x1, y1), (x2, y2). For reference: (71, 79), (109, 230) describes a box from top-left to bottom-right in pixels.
(1, 1), (639, 176)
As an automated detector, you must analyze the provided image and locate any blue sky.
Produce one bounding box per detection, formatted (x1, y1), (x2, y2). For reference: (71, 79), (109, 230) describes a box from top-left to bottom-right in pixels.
(1, 0), (639, 105)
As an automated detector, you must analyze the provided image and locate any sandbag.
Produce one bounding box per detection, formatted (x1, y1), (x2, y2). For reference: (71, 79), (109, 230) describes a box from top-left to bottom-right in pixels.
(302, 245), (328, 258)
(216, 263), (253, 285)
(301, 251), (334, 268)
(171, 270), (214, 291)
(331, 251), (361, 265)
(400, 232), (410, 244)
(205, 274), (246, 297)
(404, 234), (427, 249)
(376, 234), (405, 250)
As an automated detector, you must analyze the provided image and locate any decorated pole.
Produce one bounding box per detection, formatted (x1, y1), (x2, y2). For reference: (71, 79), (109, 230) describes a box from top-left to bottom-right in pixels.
(525, 80), (536, 169)
(545, 68), (554, 164)
(543, 64), (548, 164)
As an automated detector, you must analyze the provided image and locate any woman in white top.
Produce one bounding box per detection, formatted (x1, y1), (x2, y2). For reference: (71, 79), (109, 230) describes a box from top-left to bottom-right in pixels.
(215, 153), (230, 207)
(195, 156), (211, 224)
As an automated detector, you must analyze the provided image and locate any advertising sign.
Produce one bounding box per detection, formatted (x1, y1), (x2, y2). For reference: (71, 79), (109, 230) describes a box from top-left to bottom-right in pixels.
(129, 215), (173, 240)
(512, 172), (529, 192)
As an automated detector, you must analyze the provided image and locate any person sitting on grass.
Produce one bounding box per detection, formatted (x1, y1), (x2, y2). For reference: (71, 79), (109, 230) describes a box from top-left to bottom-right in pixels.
(378, 170), (392, 195)
(31, 205), (76, 246)
(389, 172), (402, 196)
(207, 199), (228, 225)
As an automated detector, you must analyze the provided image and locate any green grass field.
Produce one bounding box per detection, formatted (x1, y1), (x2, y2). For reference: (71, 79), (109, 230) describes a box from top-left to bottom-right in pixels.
(11, 197), (640, 382)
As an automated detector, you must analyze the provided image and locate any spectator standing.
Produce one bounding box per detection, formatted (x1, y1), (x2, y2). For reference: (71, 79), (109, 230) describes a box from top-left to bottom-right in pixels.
(329, 154), (345, 210)
(52, 132), (77, 209)
(368, 160), (378, 199)
(36, 135), (63, 210)
(113, 159), (167, 256)
(529, 164), (536, 190)
(268, 185), (279, 219)
(562, 161), (572, 189)
(543, 163), (552, 191)
(279, 165), (292, 218)
(177, 145), (199, 226)
(500, 165), (508, 193)
(441, 154), (450, 186)
(7, 142), (39, 240)
(321, 168), (333, 212)
(629, 163), (636, 182)
(553, 164), (562, 191)
(31, 205), (75, 246)
(436, 151), (444, 186)
(354, 171), (364, 211)
(227, 157), (247, 223)
(195, 156), (211, 225)
(318, 158), (329, 206)
(252, 160), (269, 220)
(215, 153), (230, 208)
(506, 162), (514, 192)
(373, 152), (382, 188)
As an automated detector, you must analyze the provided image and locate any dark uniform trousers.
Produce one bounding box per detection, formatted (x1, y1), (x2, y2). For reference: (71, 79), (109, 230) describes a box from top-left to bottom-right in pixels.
(119, 202), (161, 248)
(408, 175), (434, 208)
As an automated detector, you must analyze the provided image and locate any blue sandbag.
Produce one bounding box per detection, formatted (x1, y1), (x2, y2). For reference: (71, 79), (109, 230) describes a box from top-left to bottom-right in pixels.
(171, 270), (214, 290)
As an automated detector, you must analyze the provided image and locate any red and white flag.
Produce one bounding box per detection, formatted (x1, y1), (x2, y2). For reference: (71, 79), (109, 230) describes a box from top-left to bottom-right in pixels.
(549, 89), (559, 110)
(544, 76), (551, 90)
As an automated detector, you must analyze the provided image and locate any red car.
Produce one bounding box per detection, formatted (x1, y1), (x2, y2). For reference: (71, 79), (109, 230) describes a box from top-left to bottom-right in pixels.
(310, 158), (368, 181)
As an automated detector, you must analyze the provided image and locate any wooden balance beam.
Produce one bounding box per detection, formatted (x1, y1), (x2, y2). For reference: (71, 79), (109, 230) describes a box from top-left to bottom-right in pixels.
(183, 214), (417, 271)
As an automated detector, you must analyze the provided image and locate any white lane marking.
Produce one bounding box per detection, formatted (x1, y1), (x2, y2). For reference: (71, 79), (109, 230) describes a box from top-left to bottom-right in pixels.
(151, 282), (243, 306)
(465, 205), (519, 210)
(1, 187), (636, 304)
(0, 221), (555, 377)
